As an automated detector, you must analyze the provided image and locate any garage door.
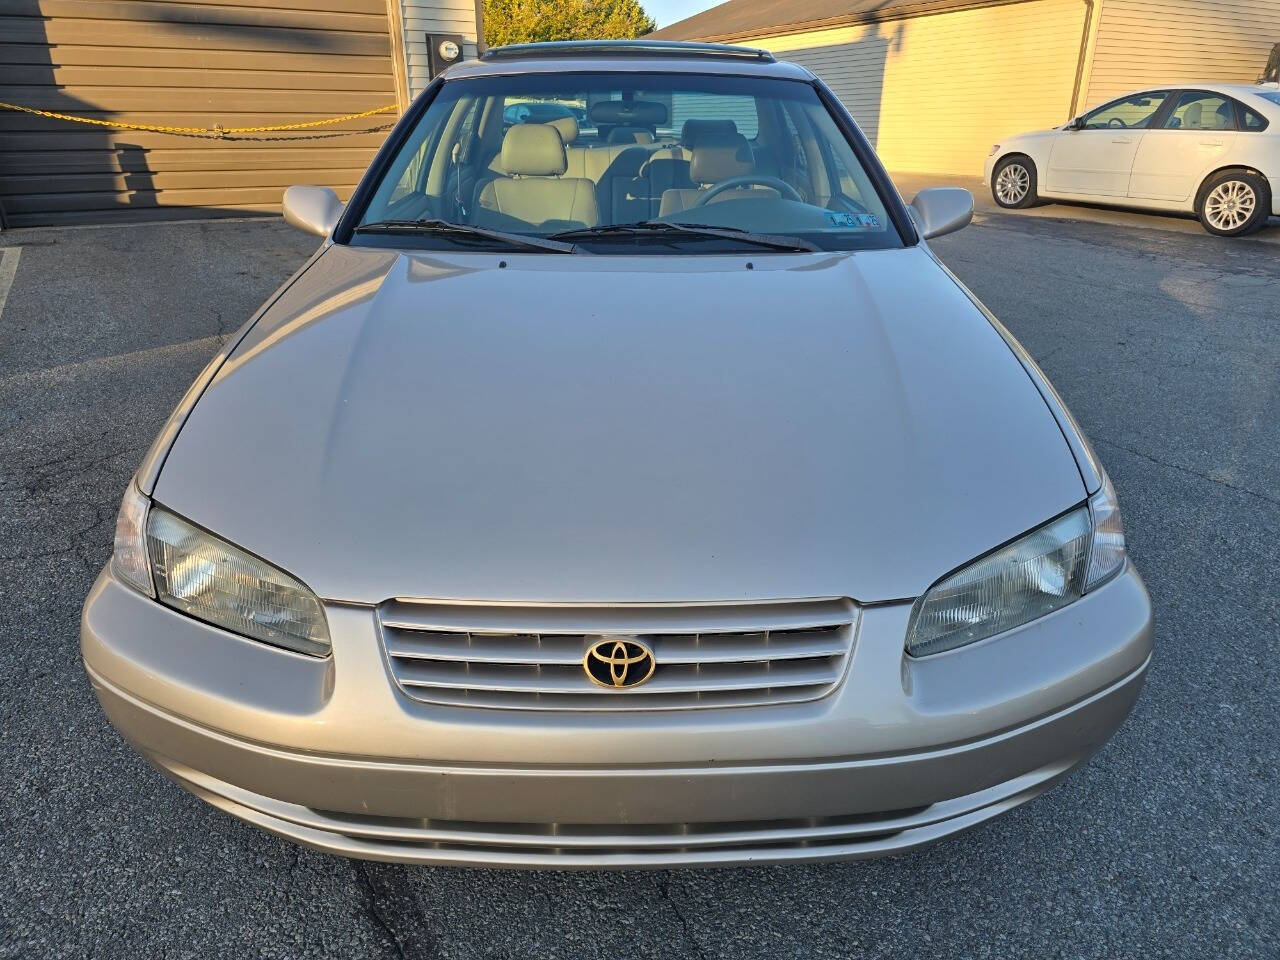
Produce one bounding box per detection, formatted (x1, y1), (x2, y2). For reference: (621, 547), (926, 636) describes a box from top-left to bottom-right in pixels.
(0, 0), (399, 226)
(758, 0), (1088, 176)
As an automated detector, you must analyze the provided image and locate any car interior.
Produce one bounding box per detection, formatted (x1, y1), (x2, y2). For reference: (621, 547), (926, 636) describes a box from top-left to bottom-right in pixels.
(468, 98), (824, 230)
(368, 85), (889, 239)
(1167, 98), (1235, 131)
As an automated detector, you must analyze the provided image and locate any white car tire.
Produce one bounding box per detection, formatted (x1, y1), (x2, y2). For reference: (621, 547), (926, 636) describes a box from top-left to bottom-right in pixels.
(1195, 170), (1271, 238)
(992, 156), (1040, 210)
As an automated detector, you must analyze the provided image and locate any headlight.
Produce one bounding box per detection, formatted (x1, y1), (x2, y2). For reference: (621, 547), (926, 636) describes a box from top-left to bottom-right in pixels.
(110, 485), (330, 657)
(989, 144), (1001, 156)
(111, 482), (154, 598)
(907, 478), (1126, 658)
(1085, 473), (1125, 590)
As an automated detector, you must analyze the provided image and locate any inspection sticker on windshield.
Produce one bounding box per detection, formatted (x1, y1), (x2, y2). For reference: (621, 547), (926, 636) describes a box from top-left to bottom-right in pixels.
(827, 212), (880, 229)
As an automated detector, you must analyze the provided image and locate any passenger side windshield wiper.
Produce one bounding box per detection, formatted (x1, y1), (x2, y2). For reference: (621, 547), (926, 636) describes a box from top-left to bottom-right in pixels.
(355, 219), (579, 254)
(550, 221), (820, 252)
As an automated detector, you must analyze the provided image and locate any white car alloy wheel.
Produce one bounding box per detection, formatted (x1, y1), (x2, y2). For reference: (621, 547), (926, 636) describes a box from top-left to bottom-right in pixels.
(996, 163), (1030, 205)
(992, 157), (1037, 210)
(1204, 180), (1257, 233)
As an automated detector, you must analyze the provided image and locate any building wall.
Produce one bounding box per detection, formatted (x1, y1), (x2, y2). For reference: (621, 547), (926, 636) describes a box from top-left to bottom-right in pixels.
(750, 0), (1089, 175)
(1082, 0), (1280, 108)
(401, 0), (483, 97)
(0, 0), (400, 226)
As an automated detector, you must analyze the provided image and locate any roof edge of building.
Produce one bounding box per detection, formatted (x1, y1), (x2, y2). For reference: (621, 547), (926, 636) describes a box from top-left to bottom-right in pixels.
(650, 0), (1037, 44)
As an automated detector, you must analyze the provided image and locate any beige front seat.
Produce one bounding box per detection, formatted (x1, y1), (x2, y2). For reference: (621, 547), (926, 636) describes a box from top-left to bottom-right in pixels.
(474, 124), (600, 231)
(658, 132), (779, 217)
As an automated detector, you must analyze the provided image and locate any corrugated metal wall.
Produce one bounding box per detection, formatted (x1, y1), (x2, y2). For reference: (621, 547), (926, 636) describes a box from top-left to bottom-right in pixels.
(1082, 0), (1280, 108)
(402, 0), (482, 96)
(753, 0), (1087, 175)
(0, 0), (400, 226)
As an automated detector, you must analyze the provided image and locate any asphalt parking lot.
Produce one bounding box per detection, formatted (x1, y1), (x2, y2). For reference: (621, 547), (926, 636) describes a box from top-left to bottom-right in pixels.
(1, 206), (1276, 959)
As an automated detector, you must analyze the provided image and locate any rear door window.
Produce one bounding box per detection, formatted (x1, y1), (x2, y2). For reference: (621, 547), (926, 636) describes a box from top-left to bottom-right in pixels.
(1163, 92), (1237, 131)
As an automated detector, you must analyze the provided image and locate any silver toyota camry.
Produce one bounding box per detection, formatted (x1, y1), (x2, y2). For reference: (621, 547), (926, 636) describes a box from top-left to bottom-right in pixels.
(82, 40), (1152, 869)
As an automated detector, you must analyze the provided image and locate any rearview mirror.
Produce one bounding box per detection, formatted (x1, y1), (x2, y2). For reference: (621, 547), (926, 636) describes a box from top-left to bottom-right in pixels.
(282, 185), (343, 238)
(909, 187), (974, 240)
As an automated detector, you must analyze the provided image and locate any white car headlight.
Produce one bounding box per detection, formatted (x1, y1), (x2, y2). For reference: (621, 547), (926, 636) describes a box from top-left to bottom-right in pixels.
(906, 477), (1126, 658)
(110, 485), (330, 657)
(989, 144), (1001, 156)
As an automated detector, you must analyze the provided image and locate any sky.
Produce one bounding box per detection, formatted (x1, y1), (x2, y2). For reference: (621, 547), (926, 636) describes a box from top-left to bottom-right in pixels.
(647, 0), (723, 28)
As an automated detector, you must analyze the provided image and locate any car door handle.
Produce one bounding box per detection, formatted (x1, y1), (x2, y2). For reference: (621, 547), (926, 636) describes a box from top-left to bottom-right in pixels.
(1199, 139), (1225, 147)
(1111, 138), (1134, 144)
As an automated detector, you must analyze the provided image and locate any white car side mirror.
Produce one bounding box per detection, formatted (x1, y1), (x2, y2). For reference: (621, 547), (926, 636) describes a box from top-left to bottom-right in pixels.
(909, 187), (974, 240)
(282, 185), (344, 238)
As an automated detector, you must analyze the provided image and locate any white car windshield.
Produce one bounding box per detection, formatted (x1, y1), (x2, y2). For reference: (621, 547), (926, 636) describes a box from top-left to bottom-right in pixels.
(351, 71), (903, 253)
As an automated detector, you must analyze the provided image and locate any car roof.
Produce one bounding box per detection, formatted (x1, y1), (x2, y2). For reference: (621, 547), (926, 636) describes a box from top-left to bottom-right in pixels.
(1210, 83), (1280, 116)
(1116, 82), (1280, 118)
(443, 40), (816, 82)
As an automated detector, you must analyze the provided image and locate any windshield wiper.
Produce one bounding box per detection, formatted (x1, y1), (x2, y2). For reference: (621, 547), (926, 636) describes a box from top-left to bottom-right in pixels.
(355, 219), (579, 254)
(550, 221), (820, 252)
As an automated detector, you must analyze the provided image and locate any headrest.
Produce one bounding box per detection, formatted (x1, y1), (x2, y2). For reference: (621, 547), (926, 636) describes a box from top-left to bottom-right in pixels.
(606, 126), (655, 144)
(545, 115), (578, 144)
(589, 99), (668, 128)
(501, 123), (567, 177)
(681, 118), (737, 146)
(689, 132), (754, 184)
(1183, 102), (1203, 128)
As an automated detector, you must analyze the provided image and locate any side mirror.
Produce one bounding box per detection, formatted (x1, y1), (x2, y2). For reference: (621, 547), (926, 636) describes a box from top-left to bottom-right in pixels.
(282, 185), (343, 238)
(1066, 117), (1084, 131)
(909, 187), (974, 240)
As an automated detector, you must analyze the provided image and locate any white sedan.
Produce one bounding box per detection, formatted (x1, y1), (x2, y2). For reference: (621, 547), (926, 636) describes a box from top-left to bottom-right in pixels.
(985, 83), (1280, 236)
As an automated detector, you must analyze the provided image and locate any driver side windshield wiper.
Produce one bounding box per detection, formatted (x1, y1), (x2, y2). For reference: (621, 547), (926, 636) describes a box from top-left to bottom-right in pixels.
(550, 221), (820, 252)
(355, 219), (579, 254)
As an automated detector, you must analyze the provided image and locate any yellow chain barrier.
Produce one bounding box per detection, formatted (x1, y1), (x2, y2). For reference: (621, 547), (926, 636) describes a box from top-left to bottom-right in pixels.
(0, 100), (398, 138)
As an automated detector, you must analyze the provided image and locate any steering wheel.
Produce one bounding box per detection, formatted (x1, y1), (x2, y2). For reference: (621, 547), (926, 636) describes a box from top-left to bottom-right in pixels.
(692, 175), (803, 207)
(1107, 117), (1127, 129)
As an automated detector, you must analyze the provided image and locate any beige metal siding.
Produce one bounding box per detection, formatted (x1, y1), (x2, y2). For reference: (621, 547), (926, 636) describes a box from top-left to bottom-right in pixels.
(0, 0), (400, 226)
(1083, 0), (1280, 109)
(402, 0), (482, 96)
(753, 0), (1088, 175)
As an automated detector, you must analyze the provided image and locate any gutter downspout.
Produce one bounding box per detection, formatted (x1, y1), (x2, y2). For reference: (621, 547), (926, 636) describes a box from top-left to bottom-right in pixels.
(474, 0), (487, 54)
(1069, 0), (1099, 118)
(384, 0), (411, 113)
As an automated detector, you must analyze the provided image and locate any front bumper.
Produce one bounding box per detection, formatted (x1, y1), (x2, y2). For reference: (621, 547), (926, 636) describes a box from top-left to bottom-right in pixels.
(82, 566), (1153, 868)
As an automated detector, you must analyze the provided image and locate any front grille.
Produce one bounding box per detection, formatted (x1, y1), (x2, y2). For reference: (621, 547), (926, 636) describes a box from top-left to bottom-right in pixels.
(306, 806), (923, 855)
(377, 598), (857, 710)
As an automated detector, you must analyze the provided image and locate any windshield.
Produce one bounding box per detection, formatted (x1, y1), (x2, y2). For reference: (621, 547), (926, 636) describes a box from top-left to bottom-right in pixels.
(351, 71), (903, 253)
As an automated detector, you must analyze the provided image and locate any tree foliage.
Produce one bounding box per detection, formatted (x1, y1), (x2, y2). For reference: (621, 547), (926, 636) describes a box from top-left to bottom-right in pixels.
(483, 0), (657, 47)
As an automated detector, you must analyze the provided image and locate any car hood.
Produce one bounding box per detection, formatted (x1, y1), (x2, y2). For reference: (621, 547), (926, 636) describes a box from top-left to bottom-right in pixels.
(1005, 128), (1062, 147)
(155, 244), (1085, 605)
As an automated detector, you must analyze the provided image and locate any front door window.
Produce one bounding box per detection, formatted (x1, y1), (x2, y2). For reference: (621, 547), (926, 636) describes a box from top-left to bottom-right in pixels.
(1082, 92), (1170, 130)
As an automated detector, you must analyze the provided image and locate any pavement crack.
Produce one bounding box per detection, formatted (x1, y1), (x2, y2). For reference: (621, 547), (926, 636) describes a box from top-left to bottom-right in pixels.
(658, 872), (709, 960)
(353, 860), (408, 959)
(351, 860), (434, 960)
(1094, 438), (1280, 509)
